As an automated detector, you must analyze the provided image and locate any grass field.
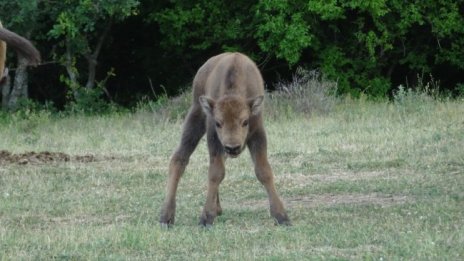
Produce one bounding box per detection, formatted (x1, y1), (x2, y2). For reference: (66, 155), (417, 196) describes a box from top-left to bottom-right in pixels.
(0, 93), (463, 260)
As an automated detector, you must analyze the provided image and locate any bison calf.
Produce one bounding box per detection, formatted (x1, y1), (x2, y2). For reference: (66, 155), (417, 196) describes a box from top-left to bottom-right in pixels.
(160, 52), (290, 226)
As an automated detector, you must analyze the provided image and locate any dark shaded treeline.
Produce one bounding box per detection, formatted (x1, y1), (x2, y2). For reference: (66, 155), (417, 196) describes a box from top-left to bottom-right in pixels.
(2, 0), (464, 110)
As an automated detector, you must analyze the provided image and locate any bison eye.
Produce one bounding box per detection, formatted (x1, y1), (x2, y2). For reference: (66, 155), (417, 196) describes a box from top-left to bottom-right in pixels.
(242, 119), (249, 127)
(215, 121), (222, 128)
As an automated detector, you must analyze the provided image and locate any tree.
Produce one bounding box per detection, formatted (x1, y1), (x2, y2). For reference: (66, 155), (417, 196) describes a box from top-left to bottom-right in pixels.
(154, 0), (464, 97)
(255, 0), (312, 65)
(154, 0), (311, 65)
(47, 0), (139, 101)
(0, 0), (41, 110)
(1, 0), (463, 111)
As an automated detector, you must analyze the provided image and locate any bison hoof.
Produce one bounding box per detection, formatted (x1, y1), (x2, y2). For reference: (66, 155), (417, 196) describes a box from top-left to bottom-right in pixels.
(160, 222), (171, 229)
(199, 219), (214, 227)
(274, 213), (291, 226)
(159, 218), (174, 228)
(201, 223), (213, 229)
(159, 212), (175, 227)
(199, 213), (215, 227)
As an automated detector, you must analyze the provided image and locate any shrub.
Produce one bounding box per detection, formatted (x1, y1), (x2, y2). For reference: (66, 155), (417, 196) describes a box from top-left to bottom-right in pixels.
(266, 68), (338, 119)
(64, 87), (121, 115)
(135, 89), (191, 123)
(393, 74), (440, 105)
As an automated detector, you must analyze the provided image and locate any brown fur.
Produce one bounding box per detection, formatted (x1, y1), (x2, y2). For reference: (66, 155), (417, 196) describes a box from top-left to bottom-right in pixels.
(160, 52), (290, 226)
(0, 23), (41, 81)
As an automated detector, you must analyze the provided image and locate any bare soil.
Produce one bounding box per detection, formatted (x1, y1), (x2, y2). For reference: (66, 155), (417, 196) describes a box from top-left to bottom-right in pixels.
(0, 150), (97, 165)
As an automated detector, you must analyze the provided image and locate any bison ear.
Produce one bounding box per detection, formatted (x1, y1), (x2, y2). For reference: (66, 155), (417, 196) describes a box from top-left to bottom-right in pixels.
(199, 96), (215, 116)
(249, 95), (264, 115)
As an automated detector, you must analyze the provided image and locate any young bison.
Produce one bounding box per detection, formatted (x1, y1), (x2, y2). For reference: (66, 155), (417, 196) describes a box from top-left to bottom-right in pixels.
(160, 52), (290, 226)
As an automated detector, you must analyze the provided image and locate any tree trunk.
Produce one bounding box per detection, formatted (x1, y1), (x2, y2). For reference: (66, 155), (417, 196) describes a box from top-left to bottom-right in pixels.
(65, 43), (78, 86)
(64, 37), (80, 101)
(85, 55), (97, 89)
(7, 56), (28, 110)
(1, 73), (11, 110)
(85, 20), (112, 89)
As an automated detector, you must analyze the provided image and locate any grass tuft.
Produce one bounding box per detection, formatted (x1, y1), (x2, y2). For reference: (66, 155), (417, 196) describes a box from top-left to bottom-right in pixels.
(267, 68), (338, 119)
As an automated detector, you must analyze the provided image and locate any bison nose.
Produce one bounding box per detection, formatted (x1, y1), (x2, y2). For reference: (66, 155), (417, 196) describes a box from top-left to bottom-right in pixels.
(224, 145), (241, 155)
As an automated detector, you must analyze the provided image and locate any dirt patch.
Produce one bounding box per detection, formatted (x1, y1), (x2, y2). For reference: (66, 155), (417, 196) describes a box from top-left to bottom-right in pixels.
(235, 193), (412, 210)
(0, 150), (97, 165)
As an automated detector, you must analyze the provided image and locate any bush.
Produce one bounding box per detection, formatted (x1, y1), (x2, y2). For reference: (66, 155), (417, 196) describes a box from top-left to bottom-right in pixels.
(64, 87), (121, 115)
(393, 74), (440, 105)
(135, 89), (192, 123)
(266, 68), (338, 119)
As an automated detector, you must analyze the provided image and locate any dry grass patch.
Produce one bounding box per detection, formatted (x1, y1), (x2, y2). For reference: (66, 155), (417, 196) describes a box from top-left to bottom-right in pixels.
(287, 193), (412, 208)
(233, 193), (412, 210)
(283, 170), (399, 184)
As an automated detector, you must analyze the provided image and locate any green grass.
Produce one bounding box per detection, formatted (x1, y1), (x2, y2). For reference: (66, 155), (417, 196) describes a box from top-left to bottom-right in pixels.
(0, 96), (463, 260)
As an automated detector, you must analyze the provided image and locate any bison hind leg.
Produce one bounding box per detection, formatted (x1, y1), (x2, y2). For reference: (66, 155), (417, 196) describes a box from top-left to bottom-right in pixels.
(273, 211), (291, 226)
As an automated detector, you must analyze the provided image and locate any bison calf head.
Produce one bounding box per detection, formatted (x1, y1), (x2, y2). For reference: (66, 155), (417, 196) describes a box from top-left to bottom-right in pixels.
(199, 95), (264, 157)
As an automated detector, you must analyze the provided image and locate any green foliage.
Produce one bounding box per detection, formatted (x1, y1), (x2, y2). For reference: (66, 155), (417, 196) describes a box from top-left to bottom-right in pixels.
(153, 0), (255, 54)
(64, 87), (113, 115)
(59, 67), (118, 115)
(41, 0), (139, 112)
(2, 0), (464, 111)
(255, 0), (312, 64)
(154, 0), (464, 98)
(456, 83), (464, 96)
(0, 1), (40, 31)
(46, 0), (139, 56)
(0, 100), (52, 126)
(47, 0), (139, 93)
(48, 0), (139, 41)
(154, 0), (311, 64)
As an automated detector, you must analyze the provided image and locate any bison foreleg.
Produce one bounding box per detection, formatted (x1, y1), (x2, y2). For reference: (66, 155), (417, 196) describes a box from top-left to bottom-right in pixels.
(248, 128), (291, 226)
(160, 106), (205, 226)
(199, 154), (225, 227)
(199, 126), (226, 227)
